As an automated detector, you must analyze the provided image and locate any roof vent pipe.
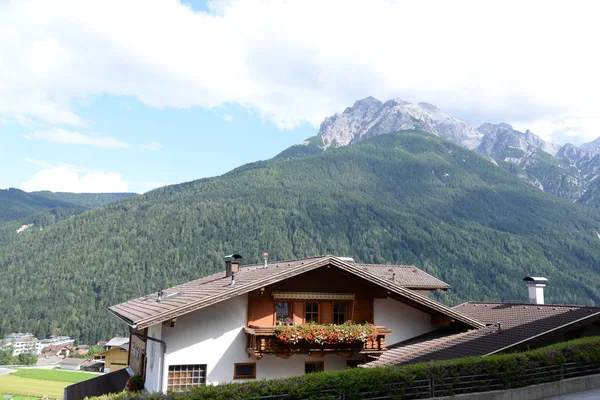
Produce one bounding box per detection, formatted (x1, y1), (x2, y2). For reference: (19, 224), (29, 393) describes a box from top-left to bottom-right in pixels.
(156, 289), (164, 302)
(263, 252), (269, 269)
(230, 271), (235, 286)
(523, 277), (548, 305)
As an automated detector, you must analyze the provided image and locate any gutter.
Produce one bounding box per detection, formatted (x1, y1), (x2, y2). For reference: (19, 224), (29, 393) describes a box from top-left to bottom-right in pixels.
(130, 327), (168, 393)
(485, 311), (600, 356)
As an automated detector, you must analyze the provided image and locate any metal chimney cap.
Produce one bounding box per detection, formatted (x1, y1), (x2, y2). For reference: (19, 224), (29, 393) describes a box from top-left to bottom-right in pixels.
(523, 276), (548, 284)
(224, 254), (243, 261)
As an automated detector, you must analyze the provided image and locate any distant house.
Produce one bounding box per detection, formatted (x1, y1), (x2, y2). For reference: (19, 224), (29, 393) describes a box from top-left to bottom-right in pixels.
(0, 332), (43, 356)
(70, 255), (599, 397)
(80, 359), (105, 372)
(59, 357), (86, 371)
(101, 343), (129, 373)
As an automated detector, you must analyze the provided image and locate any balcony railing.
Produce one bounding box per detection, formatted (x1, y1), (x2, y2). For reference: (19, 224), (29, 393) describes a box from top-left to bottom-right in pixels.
(244, 325), (391, 359)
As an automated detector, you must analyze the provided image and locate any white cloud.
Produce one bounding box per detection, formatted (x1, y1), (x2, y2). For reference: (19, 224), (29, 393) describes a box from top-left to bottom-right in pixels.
(21, 165), (129, 193)
(26, 128), (130, 148)
(24, 157), (53, 168)
(222, 114), (233, 123)
(1, 0), (600, 143)
(142, 141), (162, 150)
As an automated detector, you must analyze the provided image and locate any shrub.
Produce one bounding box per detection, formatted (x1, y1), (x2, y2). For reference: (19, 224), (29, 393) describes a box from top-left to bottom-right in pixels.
(95, 336), (600, 400)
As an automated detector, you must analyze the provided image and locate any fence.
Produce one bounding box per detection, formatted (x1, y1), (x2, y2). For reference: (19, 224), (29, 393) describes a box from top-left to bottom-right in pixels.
(247, 361), (600, 400)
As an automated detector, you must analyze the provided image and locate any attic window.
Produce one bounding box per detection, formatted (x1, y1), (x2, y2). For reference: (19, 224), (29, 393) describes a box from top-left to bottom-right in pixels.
(272, 292), (354, 301)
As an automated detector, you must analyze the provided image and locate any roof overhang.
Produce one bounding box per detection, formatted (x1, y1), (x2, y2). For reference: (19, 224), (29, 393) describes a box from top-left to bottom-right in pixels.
(109, 256), (484, 330)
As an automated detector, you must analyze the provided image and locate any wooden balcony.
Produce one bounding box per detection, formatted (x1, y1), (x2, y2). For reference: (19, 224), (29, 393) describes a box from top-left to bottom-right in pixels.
(244, 325), (391, 359)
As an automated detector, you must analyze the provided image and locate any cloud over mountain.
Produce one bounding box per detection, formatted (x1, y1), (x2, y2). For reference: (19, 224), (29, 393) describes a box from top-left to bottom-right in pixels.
(1, 0), (599, 143)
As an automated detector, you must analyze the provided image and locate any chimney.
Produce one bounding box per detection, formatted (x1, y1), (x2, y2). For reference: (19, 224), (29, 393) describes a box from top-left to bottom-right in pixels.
(224, 254), (242, 278)
(263, 252), (269, 269)
(523, 276), (548, 304)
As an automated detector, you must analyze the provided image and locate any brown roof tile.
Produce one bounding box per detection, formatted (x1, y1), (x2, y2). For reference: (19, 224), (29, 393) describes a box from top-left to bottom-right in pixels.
(109, 256), (482, 330)
(364, 302), (600, 367)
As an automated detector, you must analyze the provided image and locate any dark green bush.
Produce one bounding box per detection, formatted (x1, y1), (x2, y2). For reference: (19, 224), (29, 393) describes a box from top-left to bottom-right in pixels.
(94, 336), (600, 400)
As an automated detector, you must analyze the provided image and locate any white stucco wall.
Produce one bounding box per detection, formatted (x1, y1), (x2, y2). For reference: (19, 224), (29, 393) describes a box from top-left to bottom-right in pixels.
(256, 353), (363, 379)
(160, 294), (249, 388)
(144, 294), (441, 391)
(373, 297), (438, 346)
(148, 294), (364, 391)
(145, 323), (163, 392)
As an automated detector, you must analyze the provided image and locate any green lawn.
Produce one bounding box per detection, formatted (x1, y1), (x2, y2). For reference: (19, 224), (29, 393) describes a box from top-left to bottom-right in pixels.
(0, 375), (66, 398)
(12, 368), (96, 383)
(1, 394), (40, 400)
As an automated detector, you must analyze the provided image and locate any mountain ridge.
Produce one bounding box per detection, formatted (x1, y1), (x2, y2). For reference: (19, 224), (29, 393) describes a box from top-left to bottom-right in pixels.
(311, 97), (600, 207)
(2, 131), (600, 343)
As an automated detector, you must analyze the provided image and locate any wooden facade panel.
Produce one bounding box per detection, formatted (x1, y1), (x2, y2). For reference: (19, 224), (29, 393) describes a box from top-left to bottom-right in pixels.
(321, 302), (333, 324)
(248, 290), (275, 326)
(247, 267), (383, 326)
(293, 301), (304, 324)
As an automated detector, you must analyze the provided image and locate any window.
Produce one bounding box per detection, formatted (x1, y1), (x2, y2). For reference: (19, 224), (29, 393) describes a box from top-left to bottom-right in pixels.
(333, 302), (348, 324)
(305, 361), (324, 374)
(305, 302), (319, 323)
(234, 363), (256, 379)
(167, 364), (206, 391)
(275, 302), (292, 325)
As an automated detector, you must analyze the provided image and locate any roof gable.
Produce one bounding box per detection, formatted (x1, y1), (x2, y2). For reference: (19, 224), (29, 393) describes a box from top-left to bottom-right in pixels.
(109, 256), (483, 329)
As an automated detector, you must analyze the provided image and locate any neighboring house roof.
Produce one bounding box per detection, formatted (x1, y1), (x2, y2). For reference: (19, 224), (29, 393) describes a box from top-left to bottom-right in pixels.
(109, 256), (484, 330)
(364, 302), (600, 367)
(105, 337), (129, 347)
(100, 343), (129, 356)
(60, 357), (86, 365)
(64, 368), (130, 400)
(80, 360), (105, 368)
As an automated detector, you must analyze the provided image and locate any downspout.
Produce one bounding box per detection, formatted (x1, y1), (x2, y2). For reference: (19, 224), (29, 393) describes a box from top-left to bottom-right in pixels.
(130, 327), (168, 392)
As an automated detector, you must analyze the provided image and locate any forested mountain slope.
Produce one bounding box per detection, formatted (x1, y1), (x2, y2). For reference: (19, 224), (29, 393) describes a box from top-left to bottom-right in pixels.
(2, 131), (600, 343)
(0, 188), (83, 223)
(0, 188), (137, 224)
(32, 191), (137, 209)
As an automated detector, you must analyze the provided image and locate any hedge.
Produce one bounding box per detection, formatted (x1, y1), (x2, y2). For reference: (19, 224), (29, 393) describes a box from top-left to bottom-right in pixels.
(94, 336), (600, 400)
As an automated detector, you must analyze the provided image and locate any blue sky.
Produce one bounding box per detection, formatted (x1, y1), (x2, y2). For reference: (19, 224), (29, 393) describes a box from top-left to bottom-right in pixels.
(2, 0), (600, 193)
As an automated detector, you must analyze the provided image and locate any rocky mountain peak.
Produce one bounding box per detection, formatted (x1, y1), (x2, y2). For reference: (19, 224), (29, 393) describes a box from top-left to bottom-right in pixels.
(417, 102), (440, 112)
(317, 97), (482, 150)
(475, 122), (560, 161)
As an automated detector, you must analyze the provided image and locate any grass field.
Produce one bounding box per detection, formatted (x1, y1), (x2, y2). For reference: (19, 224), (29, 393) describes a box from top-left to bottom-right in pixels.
(0, 368), (96, 399)
(12, 369), (96, 383)
(0, 374), (66, 398)
(1, 394), (40, 400)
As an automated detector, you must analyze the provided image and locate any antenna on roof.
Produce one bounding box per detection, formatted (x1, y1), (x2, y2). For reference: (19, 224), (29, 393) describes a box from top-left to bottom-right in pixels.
(263, 252), (269, 269)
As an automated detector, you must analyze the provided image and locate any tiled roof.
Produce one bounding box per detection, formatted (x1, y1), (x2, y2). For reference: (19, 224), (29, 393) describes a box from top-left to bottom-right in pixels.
(105, 337), (129, 347)
(356, 264), (450, 289)
(109, 256), (483, 330)
(364, 302), (600, 367)
(60, 357), (86, 365)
